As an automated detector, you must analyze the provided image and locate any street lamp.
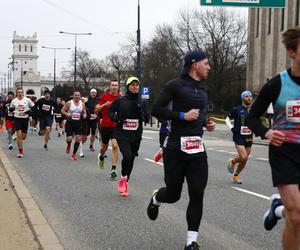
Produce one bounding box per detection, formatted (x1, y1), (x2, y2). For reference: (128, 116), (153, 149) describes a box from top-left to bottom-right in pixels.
(59, 31), (92, 88)
(42, 46), (71, 100)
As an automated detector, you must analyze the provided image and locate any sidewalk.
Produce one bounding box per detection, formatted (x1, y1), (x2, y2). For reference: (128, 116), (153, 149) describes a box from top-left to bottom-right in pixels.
(0, 161), (39, 250)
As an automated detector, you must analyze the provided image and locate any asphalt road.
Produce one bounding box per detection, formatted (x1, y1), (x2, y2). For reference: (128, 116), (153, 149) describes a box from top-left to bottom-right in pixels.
(0, 127), (281, 250)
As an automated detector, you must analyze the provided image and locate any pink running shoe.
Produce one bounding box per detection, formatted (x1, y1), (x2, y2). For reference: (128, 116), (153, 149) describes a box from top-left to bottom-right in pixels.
(118, 176), (127, 194)
(121, 182), (128, 197)
(17, 152), (24, 158)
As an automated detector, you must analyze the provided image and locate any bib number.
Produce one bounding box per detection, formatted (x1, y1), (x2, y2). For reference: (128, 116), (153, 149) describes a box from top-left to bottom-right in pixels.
(56, 113), (62, 118)
(287, 100), (300, 122)
(71, 113), (81, 121)
(180, 136), (204, 154)
(90, 114), (97, 120)
(240, 126), (252, 135)
(42, 104), (51, 111)
(18, 105), (25, 116)
(123, 119), (139, 130)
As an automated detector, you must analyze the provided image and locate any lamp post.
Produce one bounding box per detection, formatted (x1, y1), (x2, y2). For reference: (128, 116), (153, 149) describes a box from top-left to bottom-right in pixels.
(136, 0), (141, 79)
(59, 31), (92, 88)
(42, 46), (71, 100)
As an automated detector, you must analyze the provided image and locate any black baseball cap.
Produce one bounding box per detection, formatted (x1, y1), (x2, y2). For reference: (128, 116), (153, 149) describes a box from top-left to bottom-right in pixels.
(180, 49), (207, 76)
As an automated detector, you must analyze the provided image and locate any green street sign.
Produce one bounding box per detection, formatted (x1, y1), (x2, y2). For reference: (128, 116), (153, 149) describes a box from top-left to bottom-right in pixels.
(200, 0), (285, 8)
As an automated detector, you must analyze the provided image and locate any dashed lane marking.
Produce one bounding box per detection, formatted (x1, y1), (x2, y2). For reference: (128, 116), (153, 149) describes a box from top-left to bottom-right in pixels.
(142, 136), (154, 140)
(232, 187), (270, 200)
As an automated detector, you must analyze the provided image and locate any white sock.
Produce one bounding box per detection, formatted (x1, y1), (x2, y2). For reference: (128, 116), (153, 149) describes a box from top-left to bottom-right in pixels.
(152, 194), (160, 206)
(186, 231), (198, 246)
(275, 205), (284, 218)
(79, 142), (83, 155)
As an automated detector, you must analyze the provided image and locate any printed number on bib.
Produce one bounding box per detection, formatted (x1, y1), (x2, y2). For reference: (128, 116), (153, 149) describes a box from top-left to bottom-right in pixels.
(71, 113), (81, 120)
(56, 113), (62, 118)
(180, 136), (204, 154)
(18, 105), (25, 116)
(123, 119), (139, 130)
(42, 104), (50, 111)
(90, 114), (97, 120)
(287, 100), (300, 122)
(240, 126), (252, 135)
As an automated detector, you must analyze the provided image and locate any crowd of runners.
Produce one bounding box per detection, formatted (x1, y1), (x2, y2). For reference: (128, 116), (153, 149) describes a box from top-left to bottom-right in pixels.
(0, 27), (300, 250)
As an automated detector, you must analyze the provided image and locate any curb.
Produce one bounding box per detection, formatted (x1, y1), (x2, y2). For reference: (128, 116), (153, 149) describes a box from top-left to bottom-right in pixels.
(0, 146), (64, 250)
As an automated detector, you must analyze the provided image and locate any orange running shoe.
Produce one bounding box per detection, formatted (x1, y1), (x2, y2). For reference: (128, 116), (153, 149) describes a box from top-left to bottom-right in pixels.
(232, 175), (242, 184)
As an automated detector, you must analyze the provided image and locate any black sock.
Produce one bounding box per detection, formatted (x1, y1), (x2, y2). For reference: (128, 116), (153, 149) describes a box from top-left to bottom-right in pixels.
(73, 142), (79, 154)
(100, 155), (104, 160)
(111, 165), (116, 170)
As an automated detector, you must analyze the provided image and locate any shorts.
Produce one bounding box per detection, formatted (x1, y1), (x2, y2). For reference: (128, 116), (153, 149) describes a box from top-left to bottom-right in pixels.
(101, 127), (116, 144)
(65, 121), (82, 137)
(55, 114), (65, 124)
(39, 116), (53, 130)
(5, 119), (14, 130)
(233, 135), (253, 148)
(159, 133), (168, 148)
(14, 117), (29, 133)
(269, 143), (300, 187)
(88, 119), (98, 136)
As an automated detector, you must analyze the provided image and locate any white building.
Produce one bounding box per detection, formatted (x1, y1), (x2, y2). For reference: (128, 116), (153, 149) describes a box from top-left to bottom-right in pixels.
(12, 32), (54, 98)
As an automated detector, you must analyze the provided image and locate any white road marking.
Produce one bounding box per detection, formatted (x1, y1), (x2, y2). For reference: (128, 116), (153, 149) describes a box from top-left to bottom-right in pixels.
(144, 158), (164, 166)
(216, 149), (227, 153)
(255, 157), (269, 161)
(232, 187), (270, 200)
(142, 136), (154, 140)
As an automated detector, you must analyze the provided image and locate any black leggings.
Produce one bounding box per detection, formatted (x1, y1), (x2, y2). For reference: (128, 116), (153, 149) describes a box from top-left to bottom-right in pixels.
(156, 148), (208, 232)
(117, 139), (141, 181)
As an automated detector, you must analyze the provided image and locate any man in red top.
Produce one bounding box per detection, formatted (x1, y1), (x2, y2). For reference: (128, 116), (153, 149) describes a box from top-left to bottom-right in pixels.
(95, 80), (121, 179)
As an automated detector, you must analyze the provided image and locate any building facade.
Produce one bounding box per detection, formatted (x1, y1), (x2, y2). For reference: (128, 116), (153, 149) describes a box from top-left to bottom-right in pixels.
(246, 0), (300, 93)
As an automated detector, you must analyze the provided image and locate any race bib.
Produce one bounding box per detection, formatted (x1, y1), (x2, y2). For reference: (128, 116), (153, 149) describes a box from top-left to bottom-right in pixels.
(287, 100), (300, 123)
(18, 105), (24, 112)
(180, 136), (204, 154)
(90, 114), (97, 120)
(123, 119), (139, 130)
(56, 113), (62, 118)
(42, 104), (51, 111)
(8, 111), (13, 117)
(240, 126), (252, 135)
(71, 113), (81, 121)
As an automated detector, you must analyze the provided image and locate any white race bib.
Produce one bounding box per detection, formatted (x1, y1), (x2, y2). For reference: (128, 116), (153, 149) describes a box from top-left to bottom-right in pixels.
(180, 136), (204, 154)
(56, 113), (62, 118)
(123, 119), (139, 130)
(42, 104), (51, 111)
(240, 126), (252, 135)
(286, 100), (300, 123)
(90, 114), (97, 120)
(71, 113), (81, 121)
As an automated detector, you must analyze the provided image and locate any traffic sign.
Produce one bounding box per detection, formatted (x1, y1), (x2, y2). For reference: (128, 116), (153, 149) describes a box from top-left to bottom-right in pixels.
(200, 0), (285, 8)
(141, 87), (150, 99)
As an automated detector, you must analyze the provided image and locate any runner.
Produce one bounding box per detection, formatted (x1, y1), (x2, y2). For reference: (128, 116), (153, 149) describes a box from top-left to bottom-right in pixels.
(54, 97), (65, 137)
(153, 119), (168, 162)
(109, 77), (150, 194)
(4, 91), (15, 149)
(147, 49), (215, 250)
(0, 96), (5, 131)
(85, 89), (99, 152)
(79, 96), (89, 158)
(246, 27), (300, 250)
(32, 90), (58, 150)
(96, 80), (121, 179)
(10, 88), (34, 158)
(225, 90), (253, 184)
(29, 96), (38, 133)
(61, 90), (87, 160)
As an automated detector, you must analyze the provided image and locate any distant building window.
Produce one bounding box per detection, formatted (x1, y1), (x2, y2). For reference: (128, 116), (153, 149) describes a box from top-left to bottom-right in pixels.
(256, 8), (260, 38)
(19, 45), (21, 52)
(296, 0), (300, 26)
(268, 8), (272, 35)
(30, 45), (33, 52)
(281, 8), (285, 31)
(25, 45), (27, 52)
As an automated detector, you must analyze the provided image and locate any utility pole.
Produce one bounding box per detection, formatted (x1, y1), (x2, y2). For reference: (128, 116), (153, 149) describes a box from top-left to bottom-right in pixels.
(136, 0), (141, 79)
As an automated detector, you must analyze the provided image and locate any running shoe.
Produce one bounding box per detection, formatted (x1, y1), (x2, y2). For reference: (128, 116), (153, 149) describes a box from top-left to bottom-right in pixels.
(110, 169), (117, 180)
(98, 154), (104, 169)
(72, 154), (78, 161)
(154, 151), (162, 162)
(118, 176), (127, 194)
(121, 182), (128, 197)
(147, 189), (160, 221)
(185, 242), (200, 250)
(89, 145), (95, 152)
(263, 194), (283, 231)
(58, 132), (61, 137)
(232, 175), (242, 184)
(8, 144), (13, 150)
(66, 144), (71, 154)
(33, 128), (37, 132)
(17, 152), (24, 158)
(227, 158), (235, 174)
(12, 133), (17, 141)
(80, 153), (85, 158)
(44, 144), (48, 151)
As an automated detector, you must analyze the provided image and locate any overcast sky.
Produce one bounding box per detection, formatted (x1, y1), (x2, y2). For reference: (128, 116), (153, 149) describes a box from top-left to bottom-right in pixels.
(0, 0), (247, 77)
